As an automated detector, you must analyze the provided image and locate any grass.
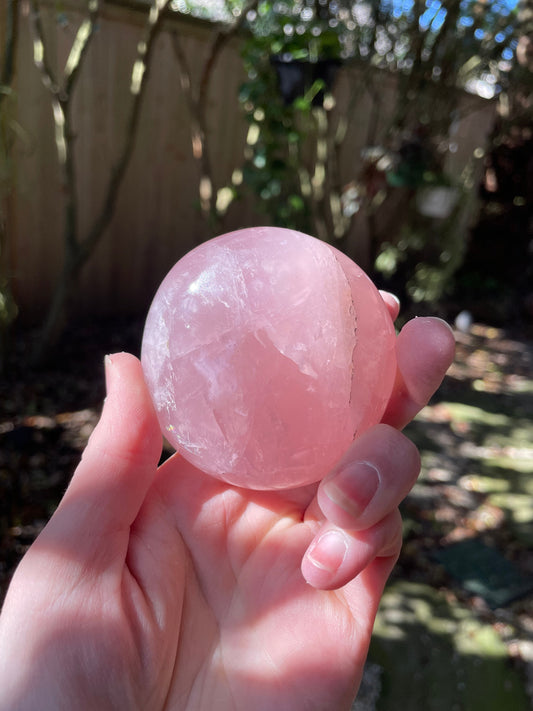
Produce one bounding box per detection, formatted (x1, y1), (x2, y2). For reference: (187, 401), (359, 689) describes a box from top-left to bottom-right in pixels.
(370, 581), (531, 711)
(366, 323), (533, 709)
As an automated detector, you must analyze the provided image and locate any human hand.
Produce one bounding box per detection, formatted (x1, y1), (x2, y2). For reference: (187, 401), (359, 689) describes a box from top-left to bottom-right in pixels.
(0, 308), (454, 711)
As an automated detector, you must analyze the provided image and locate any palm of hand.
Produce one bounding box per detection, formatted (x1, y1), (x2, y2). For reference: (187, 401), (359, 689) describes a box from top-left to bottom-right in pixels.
(126, 461), (377, 711)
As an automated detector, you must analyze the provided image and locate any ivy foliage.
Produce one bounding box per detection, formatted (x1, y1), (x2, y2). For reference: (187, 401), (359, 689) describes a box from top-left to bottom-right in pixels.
(234, 0), (529, 304)
(238, 1), (346, 231)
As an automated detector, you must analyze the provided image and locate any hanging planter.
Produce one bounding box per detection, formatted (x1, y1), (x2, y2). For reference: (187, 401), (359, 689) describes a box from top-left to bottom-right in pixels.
(270, 55), (341, 106)
(416, 185), (460, 219)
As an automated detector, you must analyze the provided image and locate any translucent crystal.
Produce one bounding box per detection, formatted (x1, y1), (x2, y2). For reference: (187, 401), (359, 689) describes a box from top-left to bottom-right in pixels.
(141, 227), (396, 489)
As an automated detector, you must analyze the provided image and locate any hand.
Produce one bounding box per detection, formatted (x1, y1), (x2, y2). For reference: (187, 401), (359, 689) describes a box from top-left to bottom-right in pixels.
(0, 310), (454, 711)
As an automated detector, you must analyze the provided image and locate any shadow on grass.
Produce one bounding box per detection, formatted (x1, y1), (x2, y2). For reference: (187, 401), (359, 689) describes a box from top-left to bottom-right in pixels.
(369, 581), (531, 711)
(376, 327), (533, 709)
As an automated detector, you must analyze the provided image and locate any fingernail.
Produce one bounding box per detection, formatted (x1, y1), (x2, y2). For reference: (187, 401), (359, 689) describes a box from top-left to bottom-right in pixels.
(306, 530), (348, 573)
(433, 317), (455, 335)
(390, 293), (400, 307)
(323, 461), (380, 519)
(104, 354), (117, 393)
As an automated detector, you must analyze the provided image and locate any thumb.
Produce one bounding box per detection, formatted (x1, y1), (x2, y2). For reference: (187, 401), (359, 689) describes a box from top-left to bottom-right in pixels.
(50, 353), (162, 551)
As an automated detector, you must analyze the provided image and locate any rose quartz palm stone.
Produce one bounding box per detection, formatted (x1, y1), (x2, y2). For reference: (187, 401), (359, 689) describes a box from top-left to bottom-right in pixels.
(141, 227), (396, 489)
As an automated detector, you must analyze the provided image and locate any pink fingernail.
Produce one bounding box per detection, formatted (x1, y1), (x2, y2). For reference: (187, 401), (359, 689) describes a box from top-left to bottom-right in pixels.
(323, 461), (380, 519)
(389, 293), (400, 307)
(104, 354), (117, 391)
(306, 530), (348, 573)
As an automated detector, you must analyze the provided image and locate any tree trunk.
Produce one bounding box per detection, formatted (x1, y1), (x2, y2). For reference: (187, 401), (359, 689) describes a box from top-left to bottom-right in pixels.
(0, 0), (20, 373)
(30, 0), (170, 363)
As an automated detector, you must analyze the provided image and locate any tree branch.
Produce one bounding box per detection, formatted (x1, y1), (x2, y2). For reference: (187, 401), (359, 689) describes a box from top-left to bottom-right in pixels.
(30, 1), (100, 254)
(172, 0), (258, 230)
(198, 0), (259, 113)
(28, 0), (59, 94)
(64, 0), (100, 97)
(81, 0), (171, 261)
(0, 0), (19, 108)
(172, 31), (215, 218)
(33, 0), (170, 359)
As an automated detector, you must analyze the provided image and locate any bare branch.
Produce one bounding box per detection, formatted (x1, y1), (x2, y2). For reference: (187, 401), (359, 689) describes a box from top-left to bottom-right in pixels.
(64, 0), (100, 97)
(81, 0), (171, 260)
(34, 0), (172, 358)
(171, 0), (259, 228)
(198, 0), (259, 112)
(0, 0), (20, 108)
(171, 32), (196, 116)
(28, 0), (59, 94)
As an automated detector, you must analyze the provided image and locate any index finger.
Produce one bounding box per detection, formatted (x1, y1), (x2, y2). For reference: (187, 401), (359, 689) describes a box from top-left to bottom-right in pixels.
(382, 317), (455, 429)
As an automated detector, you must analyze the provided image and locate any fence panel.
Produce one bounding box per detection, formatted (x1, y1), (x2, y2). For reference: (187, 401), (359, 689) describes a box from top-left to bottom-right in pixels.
(3, 2), (496, 325)
(7, 3), (259, 323)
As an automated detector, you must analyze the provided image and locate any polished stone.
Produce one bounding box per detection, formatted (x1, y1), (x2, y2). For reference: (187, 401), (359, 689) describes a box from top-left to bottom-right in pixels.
(141, 227), (396, 489)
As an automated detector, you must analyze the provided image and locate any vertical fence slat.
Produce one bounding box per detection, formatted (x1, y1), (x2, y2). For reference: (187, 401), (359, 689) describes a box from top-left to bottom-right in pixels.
(6, 4), (495, 325)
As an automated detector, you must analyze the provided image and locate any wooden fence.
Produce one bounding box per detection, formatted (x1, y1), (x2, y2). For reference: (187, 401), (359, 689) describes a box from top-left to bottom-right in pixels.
(2, 1), (496, 325)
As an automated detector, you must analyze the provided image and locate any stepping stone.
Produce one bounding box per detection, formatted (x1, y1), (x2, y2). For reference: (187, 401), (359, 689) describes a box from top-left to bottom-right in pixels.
(433, 537), (533, 608)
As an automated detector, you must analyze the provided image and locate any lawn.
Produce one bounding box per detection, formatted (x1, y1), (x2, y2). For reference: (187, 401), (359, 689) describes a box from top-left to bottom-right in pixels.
(362, 324), (533, 710)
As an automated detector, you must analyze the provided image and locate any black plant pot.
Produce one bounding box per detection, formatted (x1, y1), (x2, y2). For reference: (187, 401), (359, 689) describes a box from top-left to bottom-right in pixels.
(270, 56), (341, 106)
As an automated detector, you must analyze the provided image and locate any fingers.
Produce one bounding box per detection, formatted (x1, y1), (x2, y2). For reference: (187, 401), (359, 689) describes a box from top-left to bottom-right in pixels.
(317, 424), (420, 531)
(301, 510), (402, 590)
(379, 290), (401, 321)
(382, 317), (455, 429)
(302, 315), (453, 590)
(50, 353), (162, 551)
(302, 425), (420, 589)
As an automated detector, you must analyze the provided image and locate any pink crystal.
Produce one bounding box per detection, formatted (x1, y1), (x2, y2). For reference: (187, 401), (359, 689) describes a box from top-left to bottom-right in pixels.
(141, 227), (396, 490)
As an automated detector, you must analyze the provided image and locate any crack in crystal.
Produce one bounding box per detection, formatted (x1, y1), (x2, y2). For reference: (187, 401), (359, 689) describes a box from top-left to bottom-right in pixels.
(330, 250), (357, 415)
